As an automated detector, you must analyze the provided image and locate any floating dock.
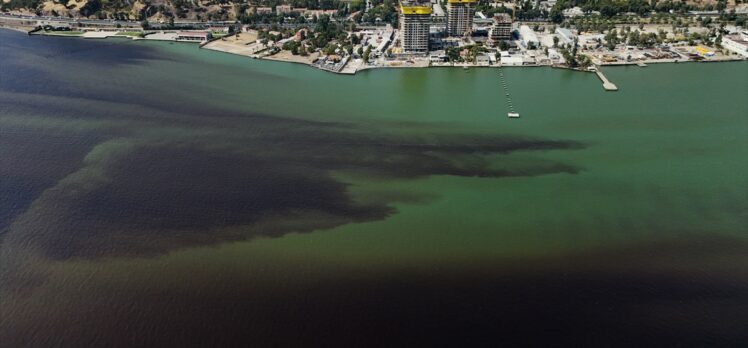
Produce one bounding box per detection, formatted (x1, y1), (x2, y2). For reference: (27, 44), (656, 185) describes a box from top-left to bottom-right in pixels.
(594, 68), (618, 91)
(499, 68), (519, 118)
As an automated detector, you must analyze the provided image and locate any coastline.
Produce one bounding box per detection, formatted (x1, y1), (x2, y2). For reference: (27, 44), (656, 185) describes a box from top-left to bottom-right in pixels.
(2, 26), (746, 77)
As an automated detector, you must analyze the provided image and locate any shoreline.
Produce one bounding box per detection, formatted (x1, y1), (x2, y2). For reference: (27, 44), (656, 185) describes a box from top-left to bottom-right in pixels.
(2, 27), (746, 76)
(193, 35), (748, 76)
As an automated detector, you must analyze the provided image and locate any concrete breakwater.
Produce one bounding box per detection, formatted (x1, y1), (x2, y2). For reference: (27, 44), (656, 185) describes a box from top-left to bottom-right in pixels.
(595, 68), (618, 91)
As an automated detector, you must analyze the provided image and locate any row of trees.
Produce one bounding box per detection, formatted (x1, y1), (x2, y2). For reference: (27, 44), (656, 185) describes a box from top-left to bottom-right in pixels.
(445, 44), (488, 63)
(549, 0), (736, 23)
(559, 38), (591, 68)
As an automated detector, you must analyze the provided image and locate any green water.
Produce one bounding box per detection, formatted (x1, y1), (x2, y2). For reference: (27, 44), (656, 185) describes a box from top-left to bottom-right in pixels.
(141, 43), (748, 262)
(1, 32), (747, 346)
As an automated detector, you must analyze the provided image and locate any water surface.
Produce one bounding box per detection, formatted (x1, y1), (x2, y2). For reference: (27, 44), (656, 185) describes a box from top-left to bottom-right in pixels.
(1, 29), (747, 347)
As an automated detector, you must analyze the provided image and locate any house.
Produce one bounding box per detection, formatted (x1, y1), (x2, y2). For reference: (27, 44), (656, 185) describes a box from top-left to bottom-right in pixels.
(255, 7), (273, 15)
(555, 27), (575, 45)
(276, 5), (292, 14)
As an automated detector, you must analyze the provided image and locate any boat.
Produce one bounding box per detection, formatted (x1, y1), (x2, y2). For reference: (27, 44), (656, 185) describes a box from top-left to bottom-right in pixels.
(507, 112), (520, 118)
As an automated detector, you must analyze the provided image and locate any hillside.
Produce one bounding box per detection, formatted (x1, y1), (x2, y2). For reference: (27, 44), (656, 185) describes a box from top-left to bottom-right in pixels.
(1, 0), (333, 22)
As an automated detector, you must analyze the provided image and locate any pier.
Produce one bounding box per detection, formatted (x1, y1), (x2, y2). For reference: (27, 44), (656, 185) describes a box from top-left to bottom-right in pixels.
(594, 67), (618, 91)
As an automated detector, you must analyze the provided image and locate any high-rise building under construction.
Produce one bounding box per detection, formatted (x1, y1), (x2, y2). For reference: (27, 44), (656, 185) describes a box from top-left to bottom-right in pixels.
(446, 0), (476, 38)
(399, 1), (432, 54)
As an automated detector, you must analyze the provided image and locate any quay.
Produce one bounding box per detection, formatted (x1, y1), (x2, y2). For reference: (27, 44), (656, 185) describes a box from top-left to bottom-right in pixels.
(594, 67), (618, 91)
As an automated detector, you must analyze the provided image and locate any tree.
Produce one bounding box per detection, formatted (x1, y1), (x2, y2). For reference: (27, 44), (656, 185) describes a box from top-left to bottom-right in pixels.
(362, 46), (371, 62)
(553, 36), (559, 48)
(80, 0), (101, 17)
(550, 8), (564, 24)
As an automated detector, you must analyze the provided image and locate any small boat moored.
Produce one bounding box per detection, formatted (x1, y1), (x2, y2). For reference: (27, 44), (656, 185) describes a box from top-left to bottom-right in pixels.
(508, 112), (520, 118)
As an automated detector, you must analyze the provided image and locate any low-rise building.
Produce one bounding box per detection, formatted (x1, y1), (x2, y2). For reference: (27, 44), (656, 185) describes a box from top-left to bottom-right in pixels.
(555, 27), (575, 45)
(721, 34), (748, 57)
(429, 50), (448, 62)
(208, 26), (230, 33)
(176, 31), (212, 42)
(276, 5), (292, 14)
(519, 25), (539, 49)
(255, 7), (273, 15)
(475, 54), (491, 65)
(304, 9), (338, 18)
(696, 46), (715, 57)
(294, 28), (308, 41)
(500, 55), (523, 66)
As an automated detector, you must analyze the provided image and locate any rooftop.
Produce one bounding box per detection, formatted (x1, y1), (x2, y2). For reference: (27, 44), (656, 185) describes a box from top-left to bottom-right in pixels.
(493, 13), (512, 24)
(400, 1), (432, 14)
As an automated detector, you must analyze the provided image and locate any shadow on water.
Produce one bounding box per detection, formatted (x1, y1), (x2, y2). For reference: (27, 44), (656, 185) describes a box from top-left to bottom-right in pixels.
(0, 30), (586, 260)
(2, 234), (747, 347)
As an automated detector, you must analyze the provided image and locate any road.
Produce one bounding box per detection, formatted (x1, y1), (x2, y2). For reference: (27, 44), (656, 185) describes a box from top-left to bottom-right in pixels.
(0, 12), (238, 29)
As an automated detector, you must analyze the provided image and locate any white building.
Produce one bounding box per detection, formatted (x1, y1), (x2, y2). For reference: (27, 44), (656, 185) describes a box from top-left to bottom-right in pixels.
(500, 55), (523, 66)
(519, 25), (539, 49)
(176, 31), (212, 42)
(555, 27), (575, 45)
(721, 34), (748, 57)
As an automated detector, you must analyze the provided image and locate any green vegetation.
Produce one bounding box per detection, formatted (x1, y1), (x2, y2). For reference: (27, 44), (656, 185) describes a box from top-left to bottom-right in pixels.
(560, 38), (590, 68)
(362, 45), (371, 63)
(283, 40), (303, 54)
(360, 0), (397, 26)
(475, 0), (512, 18)
(44, 31), (84, 36)
(115, 31), (144, 37)
(79, 0), (102, 17)
(445, 44), (488, 63)
(2, 0), (745, 32)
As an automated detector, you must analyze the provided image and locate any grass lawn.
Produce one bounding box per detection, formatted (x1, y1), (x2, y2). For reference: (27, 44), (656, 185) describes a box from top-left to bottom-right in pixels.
(44, 31), (84, 36)
(116, 31), (144, 37)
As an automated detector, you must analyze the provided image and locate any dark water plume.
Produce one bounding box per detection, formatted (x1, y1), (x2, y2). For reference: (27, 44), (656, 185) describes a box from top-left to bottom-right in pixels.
(0, 30), (586, 260)
(1, 29), (747, 348)
(2, 235), (747, 348)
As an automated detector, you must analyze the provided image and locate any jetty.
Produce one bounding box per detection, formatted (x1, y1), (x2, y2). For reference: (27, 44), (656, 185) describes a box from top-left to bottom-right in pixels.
(594, 67), (618, 91)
